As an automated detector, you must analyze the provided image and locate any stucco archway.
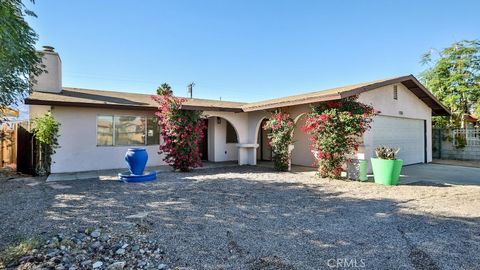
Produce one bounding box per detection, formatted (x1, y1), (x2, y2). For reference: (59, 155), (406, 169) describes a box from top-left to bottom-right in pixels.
(291, 113), (315, 167)
(254, 117), (272, 161)
(204, 116), (240, 162)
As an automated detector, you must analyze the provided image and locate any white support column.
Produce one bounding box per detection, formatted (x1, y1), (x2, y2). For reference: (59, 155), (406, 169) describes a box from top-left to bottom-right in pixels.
(237, 144), (259, 165)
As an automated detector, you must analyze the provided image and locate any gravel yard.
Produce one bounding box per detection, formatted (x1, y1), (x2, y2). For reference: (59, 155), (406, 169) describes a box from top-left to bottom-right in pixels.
(0, 166), (479, 270)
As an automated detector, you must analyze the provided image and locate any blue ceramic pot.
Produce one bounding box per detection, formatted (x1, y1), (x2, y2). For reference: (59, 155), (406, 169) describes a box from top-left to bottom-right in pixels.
(125, 148), (148, 175)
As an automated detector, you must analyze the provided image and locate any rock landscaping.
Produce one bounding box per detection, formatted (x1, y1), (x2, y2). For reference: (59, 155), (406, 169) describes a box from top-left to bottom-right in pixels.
(13, 227), (170, 270)
(0, 166), (479, 269)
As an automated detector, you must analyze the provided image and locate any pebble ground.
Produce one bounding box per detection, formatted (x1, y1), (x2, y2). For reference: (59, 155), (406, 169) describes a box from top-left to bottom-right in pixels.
(0, 166), (479, 269)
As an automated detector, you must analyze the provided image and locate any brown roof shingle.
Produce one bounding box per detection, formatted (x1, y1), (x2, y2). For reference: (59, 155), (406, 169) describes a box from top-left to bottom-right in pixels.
(24, 75), (450, 116)
(241, 75), (450, 116)
(25, 87), (246, 112)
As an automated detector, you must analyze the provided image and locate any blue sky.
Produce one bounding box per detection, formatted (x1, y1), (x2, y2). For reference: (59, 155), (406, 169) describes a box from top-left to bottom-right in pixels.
(25, 0), (479, 102)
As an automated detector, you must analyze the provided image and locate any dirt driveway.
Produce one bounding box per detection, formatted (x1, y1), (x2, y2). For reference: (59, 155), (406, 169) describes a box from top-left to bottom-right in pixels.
(0, 166), (479, 269)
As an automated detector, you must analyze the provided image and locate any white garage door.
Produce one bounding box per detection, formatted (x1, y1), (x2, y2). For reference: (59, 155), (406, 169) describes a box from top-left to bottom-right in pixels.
(371, 116), (425, 165)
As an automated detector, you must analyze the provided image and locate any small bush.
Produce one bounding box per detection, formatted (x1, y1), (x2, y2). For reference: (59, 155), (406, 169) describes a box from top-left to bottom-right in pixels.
(263, 111), (295, 171)
(32, 112), (60, 175)
(152, 93), (206, 172)
(302, 96), (377, 178)
(0, 237), (40, 268)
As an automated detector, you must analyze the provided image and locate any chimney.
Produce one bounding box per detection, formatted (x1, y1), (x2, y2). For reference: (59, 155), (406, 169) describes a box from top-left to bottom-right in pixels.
(31, 45), (62, 93)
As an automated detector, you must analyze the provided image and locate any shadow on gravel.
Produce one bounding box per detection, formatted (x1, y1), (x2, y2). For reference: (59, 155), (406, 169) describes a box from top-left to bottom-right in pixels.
(0, 166), (478, 269)
(402, 181), (452, 187)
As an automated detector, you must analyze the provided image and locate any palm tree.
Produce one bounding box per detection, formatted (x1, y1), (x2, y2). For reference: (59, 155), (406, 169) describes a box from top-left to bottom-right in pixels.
(156, 83), (173, 96)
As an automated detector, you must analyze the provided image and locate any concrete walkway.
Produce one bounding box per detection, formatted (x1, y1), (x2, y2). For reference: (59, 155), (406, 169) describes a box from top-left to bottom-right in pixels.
(47, 160), (479, 186)
(46, 161), (239, 181)
(400, 163), (480, 186)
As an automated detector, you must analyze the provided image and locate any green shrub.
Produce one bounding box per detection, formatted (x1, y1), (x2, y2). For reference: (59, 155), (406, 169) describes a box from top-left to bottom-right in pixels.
(32, 112), (60, 175)
(0, 237), (40, 268)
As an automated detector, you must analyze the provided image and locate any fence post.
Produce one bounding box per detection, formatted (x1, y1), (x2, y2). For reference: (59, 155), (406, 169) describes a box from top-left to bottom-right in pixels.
(438, 129), (442, 159)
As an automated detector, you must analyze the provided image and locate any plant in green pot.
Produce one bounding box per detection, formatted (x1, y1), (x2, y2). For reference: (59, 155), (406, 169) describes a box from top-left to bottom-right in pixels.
(371, 146), (403, 186)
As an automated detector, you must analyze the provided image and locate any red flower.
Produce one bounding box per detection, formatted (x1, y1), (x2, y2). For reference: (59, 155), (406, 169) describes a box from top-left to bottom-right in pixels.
(301, 96), (376, 178)
(152, 94), (205, 172)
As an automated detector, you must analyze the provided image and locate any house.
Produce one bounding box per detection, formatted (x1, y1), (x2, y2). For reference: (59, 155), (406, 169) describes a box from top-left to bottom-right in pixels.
(25, 46), (450, 174)
(461, 113), (478, 128)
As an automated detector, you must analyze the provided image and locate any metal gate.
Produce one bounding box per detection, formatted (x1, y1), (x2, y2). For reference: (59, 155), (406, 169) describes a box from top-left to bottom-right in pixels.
(432, 128), (442, 159)
(16, 122), (36, 175)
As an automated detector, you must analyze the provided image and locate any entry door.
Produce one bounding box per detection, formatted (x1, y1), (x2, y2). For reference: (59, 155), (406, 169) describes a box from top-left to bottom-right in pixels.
(199, 119), (208, 160)
(371, 116), (425, 165)
(258, 120), (272, 161)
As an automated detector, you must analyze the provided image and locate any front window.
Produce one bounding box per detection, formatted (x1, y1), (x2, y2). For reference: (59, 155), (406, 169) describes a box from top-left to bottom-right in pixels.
(96, 115), (159, 146)
(146, 117), (160, 145)
(96, 115), (114, 146)
(115, 116), (146, 145)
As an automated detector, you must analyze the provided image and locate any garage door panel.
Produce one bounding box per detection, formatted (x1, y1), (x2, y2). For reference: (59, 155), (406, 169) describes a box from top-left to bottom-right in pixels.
(371, 116), (424, 165)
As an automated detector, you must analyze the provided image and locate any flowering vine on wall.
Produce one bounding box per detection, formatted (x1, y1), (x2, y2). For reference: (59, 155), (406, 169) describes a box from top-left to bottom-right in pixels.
(263, 111), (295, 171)
(302, 96), (378, 178)
(152, 93), (206, 172)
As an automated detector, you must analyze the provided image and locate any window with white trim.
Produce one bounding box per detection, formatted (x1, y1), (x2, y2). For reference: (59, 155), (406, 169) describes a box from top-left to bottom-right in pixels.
(393, 85), (398, 100)
(96, 115), (160, 146)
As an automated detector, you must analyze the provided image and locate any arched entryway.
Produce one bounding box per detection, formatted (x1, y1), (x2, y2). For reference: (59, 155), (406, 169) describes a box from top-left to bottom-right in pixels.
(256, 118), (272, 161)
(291, 113), (316, 167)
(204, 116), (240, 162)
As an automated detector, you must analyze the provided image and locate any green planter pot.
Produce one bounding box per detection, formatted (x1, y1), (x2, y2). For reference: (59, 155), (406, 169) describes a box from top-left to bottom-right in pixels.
(371, 158), (403, 186)
(359, 159), (368, 182)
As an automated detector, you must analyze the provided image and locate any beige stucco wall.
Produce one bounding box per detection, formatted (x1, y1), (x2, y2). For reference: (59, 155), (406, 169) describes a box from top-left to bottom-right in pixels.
(284, 104), (316, 167)
(358, 83), (432, 165)
(244, 83), (433, 168)
(203, 111), (249, 143)
(44, 106), (164, 173)
(29, 105), (52, 119)
(291, 113), (315, 167)
(29, 81), (432, 173)
(206, 117), (238, 162)
(32, 51), (62, 93)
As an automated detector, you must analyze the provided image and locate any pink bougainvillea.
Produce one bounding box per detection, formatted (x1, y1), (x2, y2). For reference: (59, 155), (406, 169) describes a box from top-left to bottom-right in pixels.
(302, 96), (378, 178)
(152, 93), (206, 172)
(263, 111), (295, 171)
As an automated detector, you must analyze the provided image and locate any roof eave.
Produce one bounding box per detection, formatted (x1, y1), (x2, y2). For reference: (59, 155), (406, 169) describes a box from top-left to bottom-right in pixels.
(25, 98), (244, 113)
(24, 98), (158, 111)
(180, 104), (244, 113)
(338, 75), (451, 116)
(242, 93), (343, 112)
(407, 75), (451, 116)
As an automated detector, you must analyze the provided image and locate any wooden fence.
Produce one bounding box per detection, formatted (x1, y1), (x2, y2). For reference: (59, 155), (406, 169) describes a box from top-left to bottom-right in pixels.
(1, 121), (37, 175)
(0, 122), (17, 168)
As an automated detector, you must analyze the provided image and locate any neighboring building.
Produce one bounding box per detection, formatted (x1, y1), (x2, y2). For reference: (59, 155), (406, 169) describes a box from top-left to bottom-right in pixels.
(461, 113), (478, 129)
(1, 107), (19, 121)
(25, 46), (449, 174)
